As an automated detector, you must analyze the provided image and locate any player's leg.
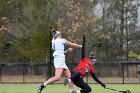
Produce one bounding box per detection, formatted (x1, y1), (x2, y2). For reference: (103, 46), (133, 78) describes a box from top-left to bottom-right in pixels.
(37, 68), (63, 93)
(64, 69), (76, 93)
(44, 68), (63, 85)
(37, 84), (44, 93)
(70, 71), (81, 81)
(73, 77), (92, 93)
(64, 71), (81, 85)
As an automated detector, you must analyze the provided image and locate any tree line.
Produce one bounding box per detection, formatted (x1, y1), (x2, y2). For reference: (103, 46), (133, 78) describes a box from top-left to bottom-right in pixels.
(0, 0), (140, 63)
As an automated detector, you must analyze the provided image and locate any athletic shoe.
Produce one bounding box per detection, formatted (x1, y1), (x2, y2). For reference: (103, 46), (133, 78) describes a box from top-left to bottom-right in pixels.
(64, 78), (69, 86)
(76, 90), (81, 93)
(37, 84), (44, 93)
(71, 90), (77, 93)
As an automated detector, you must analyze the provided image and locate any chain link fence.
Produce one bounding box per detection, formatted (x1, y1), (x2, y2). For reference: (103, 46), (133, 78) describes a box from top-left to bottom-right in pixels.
(0, 62), (140, 84)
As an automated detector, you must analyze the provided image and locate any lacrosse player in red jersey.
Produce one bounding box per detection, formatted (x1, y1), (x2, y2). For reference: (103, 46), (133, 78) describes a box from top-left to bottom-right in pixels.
(64, 36), (106, 93)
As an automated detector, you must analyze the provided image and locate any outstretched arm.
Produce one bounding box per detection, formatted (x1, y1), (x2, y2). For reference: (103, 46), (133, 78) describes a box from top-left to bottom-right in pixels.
(65, 39), (82, 48)
(91, 73), (106, 88)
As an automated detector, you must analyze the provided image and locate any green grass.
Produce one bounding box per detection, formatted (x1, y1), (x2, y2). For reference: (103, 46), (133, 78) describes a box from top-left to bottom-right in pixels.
(0, 84), (140, 93)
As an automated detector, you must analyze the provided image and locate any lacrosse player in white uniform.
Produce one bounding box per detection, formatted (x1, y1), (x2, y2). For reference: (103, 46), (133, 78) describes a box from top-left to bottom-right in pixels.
(38, 31), (82, 93)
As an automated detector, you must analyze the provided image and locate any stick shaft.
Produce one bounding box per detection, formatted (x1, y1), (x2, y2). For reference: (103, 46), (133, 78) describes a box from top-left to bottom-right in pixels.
(81, 35), (86, 59)
(105, 87), (117, 91)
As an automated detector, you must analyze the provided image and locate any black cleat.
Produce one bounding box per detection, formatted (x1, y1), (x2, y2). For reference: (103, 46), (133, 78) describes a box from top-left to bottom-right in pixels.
(64, 78), (69, 86)
(37, 84), (44, 93)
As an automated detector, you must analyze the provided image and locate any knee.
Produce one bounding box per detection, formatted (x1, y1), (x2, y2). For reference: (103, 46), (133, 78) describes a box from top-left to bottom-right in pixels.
(54, 76), (61, 81)
(86, 86), (92, 92)
(88, 87), (92, 92)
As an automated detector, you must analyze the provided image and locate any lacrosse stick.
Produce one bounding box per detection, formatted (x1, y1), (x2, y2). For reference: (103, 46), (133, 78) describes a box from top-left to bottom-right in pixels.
(81, 35), (86, 59)
(105, 87), (131, 93)
(0, 42), (12, 53)
(3, 42), (12, 50)
(89, 42), (102, 60)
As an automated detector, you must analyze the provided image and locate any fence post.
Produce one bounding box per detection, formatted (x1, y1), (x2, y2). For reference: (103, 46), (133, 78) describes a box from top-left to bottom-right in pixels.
(0, 67), (1, 83)
(48, 27), (53, 78)
(23, 64), (25, 83)
(121, 63), (125, 84)
(86, 75), (88, 84)
(137, 65), (140, 83)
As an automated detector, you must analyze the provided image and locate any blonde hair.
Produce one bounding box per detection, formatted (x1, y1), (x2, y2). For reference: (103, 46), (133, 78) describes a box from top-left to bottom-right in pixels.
(53, 31), (61, 40)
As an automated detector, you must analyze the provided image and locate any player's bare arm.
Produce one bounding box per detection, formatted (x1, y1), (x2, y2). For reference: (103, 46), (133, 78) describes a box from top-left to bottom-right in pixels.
(65, 39), (82, 48)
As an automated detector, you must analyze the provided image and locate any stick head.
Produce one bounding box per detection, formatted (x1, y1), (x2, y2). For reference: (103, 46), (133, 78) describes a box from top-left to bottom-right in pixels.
(91, 42), (102, 48)
(3, 42), (12, 50)
(90, 42), (102, 56)
(51, 29), (56, 36)
(120, 90), (131, 93)
(126, 90), (131, 93)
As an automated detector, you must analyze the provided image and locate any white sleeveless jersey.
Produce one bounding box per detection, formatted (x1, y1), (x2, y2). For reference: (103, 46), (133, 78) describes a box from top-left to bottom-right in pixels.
(52, 38), (68, 69)
(52, 38), (65, 56)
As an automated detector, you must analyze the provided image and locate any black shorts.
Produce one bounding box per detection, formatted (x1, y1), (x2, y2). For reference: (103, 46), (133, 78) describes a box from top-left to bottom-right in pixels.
(71, 71), (92, 93)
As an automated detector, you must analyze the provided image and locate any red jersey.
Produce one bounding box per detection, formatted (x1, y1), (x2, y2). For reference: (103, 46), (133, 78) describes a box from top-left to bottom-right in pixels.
(74, 57), (95, 77)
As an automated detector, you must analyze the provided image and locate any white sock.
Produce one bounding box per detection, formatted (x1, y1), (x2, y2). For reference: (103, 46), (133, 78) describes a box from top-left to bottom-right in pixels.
(69, 89), (74, 93)
(68, 78), (71, 82)
(43, 82), (47, 87)
(77, 90), (81, 93)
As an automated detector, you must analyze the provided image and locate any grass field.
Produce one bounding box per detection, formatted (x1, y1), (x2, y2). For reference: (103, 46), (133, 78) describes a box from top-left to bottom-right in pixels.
(0, 84), (140, 93)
